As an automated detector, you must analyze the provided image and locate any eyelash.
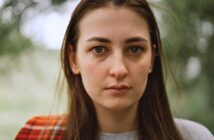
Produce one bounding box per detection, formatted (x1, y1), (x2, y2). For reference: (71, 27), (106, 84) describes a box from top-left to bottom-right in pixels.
(90, 45), (145, 56)
(92, 46), (106, 54)
(127, 46), (144, 55)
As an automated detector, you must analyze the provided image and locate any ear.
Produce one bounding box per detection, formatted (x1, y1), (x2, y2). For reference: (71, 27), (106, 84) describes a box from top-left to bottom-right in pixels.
(149, 44), (157, 73)
(68, 44), (80, 75)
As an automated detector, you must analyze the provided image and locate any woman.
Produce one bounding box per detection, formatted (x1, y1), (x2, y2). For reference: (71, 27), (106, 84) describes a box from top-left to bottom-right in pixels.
(15, 0), (214, 140)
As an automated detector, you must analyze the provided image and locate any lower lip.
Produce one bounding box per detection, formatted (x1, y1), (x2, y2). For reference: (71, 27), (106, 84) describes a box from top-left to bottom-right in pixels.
(106, 88), (129, 95)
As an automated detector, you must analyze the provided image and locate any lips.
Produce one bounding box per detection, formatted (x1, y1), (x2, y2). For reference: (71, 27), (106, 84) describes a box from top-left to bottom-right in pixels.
(105, 84), (131, 95)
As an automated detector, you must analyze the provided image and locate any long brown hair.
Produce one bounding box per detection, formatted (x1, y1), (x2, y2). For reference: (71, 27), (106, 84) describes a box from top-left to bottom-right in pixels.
(61, 0), (182, 140)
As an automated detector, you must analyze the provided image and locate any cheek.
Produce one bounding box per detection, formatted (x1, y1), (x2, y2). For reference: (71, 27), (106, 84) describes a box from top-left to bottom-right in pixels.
(131, 61), (151, 95)
(134, 70), (148, 91)
(79, 61), (106, 95)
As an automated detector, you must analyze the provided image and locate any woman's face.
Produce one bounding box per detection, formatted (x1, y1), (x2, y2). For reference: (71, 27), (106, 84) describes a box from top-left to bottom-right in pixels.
(69, 6), (154, 112)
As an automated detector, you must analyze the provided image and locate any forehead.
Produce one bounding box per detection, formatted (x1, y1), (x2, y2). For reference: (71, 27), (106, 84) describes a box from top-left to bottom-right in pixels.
(78, 6), (151, 42)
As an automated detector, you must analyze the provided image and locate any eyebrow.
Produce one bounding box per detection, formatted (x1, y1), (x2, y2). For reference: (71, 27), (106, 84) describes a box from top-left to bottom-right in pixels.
(87, 37), (111, 43)
(124, 37), (148, 43)
(86, 37), (148, 43)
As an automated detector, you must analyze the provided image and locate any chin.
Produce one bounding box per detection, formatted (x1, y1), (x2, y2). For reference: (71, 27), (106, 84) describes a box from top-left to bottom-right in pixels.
(104, 101), (136, 112)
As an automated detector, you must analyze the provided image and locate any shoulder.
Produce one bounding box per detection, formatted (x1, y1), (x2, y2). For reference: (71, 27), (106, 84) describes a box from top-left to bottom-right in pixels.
(174, 118), (214, 140)
(15, 115), (67, 140)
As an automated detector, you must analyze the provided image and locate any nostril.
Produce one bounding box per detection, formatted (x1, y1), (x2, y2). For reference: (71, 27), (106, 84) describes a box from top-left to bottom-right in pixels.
(109, 63), (128, 79)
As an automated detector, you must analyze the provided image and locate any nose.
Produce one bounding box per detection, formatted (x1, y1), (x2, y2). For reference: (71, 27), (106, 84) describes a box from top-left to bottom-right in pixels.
(109, 55), (128, 80)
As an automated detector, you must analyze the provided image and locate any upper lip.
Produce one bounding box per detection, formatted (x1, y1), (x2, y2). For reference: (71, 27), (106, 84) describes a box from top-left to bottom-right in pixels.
(106, 84), (131, 90)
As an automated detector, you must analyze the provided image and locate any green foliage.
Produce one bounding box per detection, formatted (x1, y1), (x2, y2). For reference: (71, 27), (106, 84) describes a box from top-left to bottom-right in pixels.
(0, 0), (37, 56)
(0, 0), (67, 56)
(161, 0), (214, 133)
(0, 22), (33, 56)
(51, 0), (67, 5)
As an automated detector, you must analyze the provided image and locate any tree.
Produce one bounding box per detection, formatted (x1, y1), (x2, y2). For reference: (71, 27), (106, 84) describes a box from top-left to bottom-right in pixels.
(0, 0), (67, 56)
(160, 0), (214, 132)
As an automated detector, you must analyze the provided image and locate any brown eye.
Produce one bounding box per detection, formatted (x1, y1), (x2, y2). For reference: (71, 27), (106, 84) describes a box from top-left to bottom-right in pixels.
(92, 46), (106, 54)
(129, 46), (143, 54)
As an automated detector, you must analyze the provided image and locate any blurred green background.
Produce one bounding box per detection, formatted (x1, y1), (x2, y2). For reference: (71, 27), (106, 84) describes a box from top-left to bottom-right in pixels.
(0, 0), (213, 139)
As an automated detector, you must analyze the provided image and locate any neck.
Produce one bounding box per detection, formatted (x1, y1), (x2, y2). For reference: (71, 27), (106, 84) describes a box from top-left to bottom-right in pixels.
(95, 105), (138, 133)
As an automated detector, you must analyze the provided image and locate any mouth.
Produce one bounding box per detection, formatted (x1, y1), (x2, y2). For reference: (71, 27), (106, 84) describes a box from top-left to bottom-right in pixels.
(105, 84), (131, 95)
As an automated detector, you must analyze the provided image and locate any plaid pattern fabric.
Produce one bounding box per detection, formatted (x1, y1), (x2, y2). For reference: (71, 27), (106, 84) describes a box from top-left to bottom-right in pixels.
(15, 115), (67, 140)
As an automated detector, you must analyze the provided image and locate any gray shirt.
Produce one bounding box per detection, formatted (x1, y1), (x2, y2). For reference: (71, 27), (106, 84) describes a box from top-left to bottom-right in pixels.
(99, 118), (214, 140)
(175, 118), (214, 140)
(99, 130), (138, 140)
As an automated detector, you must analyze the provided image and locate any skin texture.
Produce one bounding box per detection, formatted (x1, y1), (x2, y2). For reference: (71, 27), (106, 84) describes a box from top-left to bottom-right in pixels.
(69, 6), (154, 133)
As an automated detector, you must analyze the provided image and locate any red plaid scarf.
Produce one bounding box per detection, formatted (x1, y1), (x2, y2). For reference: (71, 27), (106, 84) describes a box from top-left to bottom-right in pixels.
(15, 115), (67, 140)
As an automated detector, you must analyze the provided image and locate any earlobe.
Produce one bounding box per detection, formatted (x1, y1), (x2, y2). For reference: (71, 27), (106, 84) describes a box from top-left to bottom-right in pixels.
(68, 44), (80, 75)
(149, 68), (153, 74)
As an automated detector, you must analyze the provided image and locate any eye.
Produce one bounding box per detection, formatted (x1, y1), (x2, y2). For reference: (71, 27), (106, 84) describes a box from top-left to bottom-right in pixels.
(128, 46), (144, 54)
(92, 46), (106, 54)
